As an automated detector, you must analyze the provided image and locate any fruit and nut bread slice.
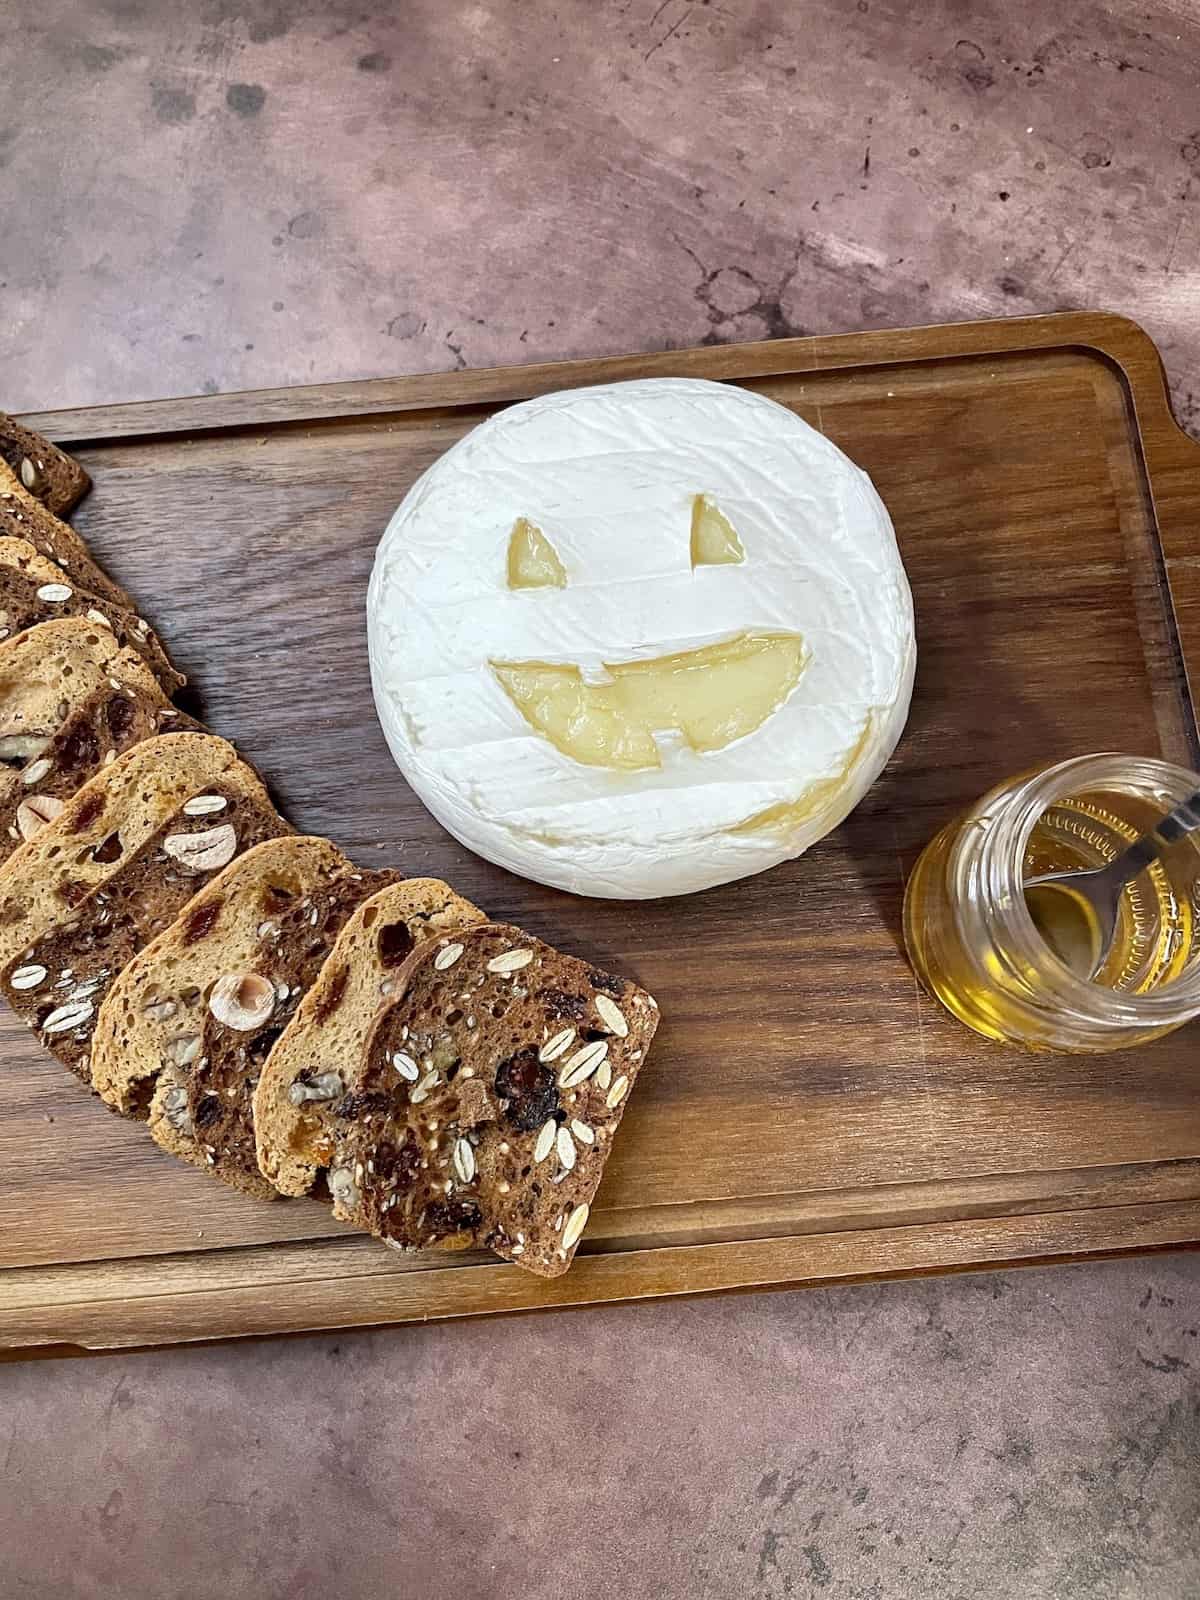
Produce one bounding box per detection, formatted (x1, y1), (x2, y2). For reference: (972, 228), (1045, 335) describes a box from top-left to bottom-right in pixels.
(92, 837), (399, 1197)
(0, 458), (129, 609)
(0, 413), (91, 517)
(0, 734), (288, 1086)
(323, 923), (658, 1277)
(255, 878), (487, 1197)
(0, 617), (198, 861)
(0, 537), (183, 692)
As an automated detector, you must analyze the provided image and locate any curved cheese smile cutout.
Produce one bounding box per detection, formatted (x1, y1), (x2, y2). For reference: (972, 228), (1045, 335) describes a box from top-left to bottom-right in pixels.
(491, 497), (807, 772)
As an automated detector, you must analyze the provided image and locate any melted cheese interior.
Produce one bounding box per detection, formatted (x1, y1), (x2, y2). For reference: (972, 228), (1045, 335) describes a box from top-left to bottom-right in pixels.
(731, 717), (876, 832)
(690, 494), (745, 566)
(507, 517), (567, 589)
(493, 631), (806, 771)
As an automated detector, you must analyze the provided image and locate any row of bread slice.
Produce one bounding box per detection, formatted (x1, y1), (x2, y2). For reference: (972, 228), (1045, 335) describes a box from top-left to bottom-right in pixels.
(0, 411), (186, 862)
(0, 731), (658, 1274)
(0, 415), (659, 1275)
(0, 431), (138, 613)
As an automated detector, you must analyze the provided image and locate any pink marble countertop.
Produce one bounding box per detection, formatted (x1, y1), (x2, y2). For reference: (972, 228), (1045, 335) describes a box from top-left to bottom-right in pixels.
(3, 2), (1198, 1595)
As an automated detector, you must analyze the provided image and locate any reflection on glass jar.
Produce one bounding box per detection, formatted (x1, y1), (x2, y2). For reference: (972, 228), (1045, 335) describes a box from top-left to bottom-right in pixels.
(903, 753), (1200, 1052)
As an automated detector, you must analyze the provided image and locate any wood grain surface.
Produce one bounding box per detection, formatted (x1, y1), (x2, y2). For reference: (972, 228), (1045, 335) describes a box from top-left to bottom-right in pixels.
(5, 311), (1200, 1354)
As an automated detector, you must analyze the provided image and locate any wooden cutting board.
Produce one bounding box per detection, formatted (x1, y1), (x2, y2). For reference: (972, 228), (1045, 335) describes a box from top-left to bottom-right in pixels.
(5, 312), (1200, 1356)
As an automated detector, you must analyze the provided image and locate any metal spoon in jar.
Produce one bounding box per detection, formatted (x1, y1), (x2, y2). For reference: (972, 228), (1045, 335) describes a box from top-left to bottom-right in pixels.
(1023, 788), (1200, 979)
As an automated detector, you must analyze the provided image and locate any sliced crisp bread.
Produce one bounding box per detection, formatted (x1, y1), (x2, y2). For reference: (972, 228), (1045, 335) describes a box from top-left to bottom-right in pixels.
(254, 878), (487, 1197)
(322, 923), (658, 1277)
(0, 733), (289, 1085)
(0, 617), (197, 863)
(0, 458), (129, 610)
(0, 413), (91, 517)
(92, 837), (397, 1197)
(166, 849), (401, 1196)
(0, 537), (183, 693)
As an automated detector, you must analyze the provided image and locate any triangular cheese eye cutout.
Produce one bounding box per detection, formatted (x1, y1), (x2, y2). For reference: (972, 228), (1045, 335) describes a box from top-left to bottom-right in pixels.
(690, 494), (745, 567)
(507, 517), (568, 589)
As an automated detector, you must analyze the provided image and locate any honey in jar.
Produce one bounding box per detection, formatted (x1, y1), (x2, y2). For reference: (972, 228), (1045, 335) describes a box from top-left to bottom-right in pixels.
(903, 754), (1200, 1052)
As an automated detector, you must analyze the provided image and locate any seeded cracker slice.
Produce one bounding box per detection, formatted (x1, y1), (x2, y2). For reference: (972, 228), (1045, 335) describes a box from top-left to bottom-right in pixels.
(325, 922), (658, 1277)
(254, 878), (487, 1198)
(0, 616), (199, 865)
(0, 734), (288, 1087)
(0, 537), (183, 692)
(0, 412), (91, 517)
(169, 852), (402, 1196)
(0, 458), (128, 610)
(92, 837), (399, 1197)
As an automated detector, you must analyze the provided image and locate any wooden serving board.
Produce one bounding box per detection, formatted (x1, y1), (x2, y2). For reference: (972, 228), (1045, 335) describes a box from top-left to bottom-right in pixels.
(5, 312), (1200, 1355)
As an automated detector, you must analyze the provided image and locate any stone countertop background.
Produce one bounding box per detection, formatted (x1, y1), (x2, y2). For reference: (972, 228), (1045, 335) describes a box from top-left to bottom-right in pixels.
(2, 2), (1199, 1596)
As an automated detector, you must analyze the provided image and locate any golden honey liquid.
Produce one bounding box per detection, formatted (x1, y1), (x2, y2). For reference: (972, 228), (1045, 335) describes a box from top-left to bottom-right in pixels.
(904, 789), (1198, 1045)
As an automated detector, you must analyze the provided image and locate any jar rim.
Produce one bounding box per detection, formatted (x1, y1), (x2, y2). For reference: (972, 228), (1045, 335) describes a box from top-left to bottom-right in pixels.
(976, 751), (1200, 1024)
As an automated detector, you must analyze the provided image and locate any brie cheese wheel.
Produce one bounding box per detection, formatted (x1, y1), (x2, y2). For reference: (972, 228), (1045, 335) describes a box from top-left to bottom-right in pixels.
(368, 377), (915, 899)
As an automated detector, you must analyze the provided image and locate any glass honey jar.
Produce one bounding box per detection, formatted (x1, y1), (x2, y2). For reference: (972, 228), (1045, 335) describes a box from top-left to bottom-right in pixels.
(903, 753), (1200, 1052)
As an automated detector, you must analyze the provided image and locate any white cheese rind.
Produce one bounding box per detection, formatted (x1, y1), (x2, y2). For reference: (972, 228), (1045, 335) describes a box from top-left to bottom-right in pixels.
(368, 377), (915, 899)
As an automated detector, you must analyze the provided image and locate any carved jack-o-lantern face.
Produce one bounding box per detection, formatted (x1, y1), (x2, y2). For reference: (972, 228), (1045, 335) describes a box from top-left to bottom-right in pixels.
(368, 378), (914, 899)
(493, 498), (806, 771)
